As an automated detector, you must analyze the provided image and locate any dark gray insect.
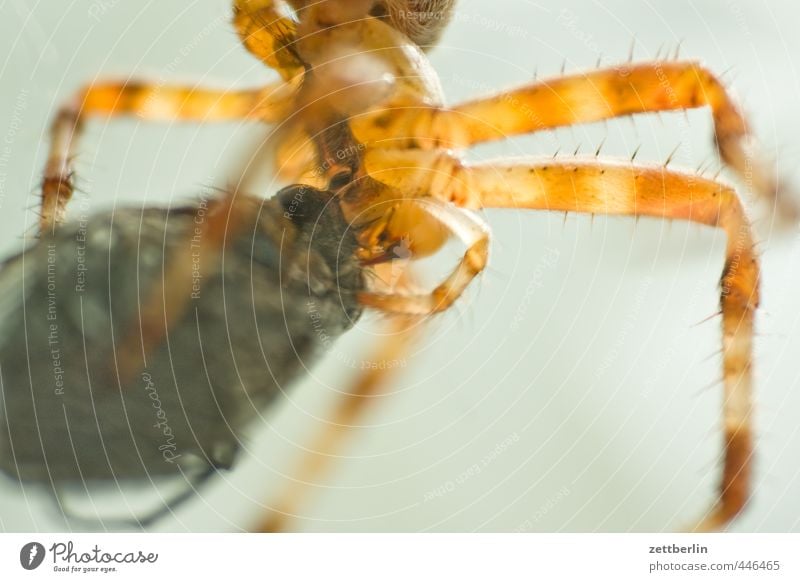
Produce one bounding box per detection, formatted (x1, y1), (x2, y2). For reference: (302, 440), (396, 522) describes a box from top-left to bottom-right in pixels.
(0, 185), (363, 524)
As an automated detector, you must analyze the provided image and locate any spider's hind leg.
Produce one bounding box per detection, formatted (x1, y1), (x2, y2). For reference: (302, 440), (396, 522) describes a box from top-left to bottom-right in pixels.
(256, 314), (423, 532)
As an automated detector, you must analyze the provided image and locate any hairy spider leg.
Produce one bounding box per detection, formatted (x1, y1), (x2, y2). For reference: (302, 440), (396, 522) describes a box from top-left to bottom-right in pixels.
(351, 61), (795, 219)
(40, 79), (296, 232)
(364, 148), (759, 531)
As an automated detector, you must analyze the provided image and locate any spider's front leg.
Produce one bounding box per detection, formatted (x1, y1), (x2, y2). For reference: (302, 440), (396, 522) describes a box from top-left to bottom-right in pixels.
(353, 61), (795, 220)
(357, 197), (491, 314)
(365, 148), (759, 531)
(40, 79), (296, 233)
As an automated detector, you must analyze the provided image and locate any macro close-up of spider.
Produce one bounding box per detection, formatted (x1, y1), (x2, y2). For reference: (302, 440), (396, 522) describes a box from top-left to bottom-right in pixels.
(0, 0), (799, 538)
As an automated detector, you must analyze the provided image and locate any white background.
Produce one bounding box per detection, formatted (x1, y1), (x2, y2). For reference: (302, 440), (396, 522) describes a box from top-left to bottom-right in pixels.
(0, 0), (799, 532)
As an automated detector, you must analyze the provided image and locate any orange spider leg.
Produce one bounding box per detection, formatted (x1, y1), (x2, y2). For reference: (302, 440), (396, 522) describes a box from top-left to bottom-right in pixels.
(365, 148), (759, 531)
(352, 61), (793, 217)
(257, 313), (424, 532)
(232, 0), (305, 82)
(113, 190), (251, 384)
(40, 79), (297, 233)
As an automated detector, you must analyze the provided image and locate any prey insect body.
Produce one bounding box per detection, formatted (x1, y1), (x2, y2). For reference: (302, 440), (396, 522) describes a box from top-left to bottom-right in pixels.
(0, 186), (363, 522)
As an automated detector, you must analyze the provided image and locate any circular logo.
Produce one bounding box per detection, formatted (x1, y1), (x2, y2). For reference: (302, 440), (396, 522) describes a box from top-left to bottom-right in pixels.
(19, 542), (46, 570)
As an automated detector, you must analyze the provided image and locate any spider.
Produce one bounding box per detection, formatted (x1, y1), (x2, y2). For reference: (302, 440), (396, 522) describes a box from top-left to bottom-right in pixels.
(0, 0), (791, 532)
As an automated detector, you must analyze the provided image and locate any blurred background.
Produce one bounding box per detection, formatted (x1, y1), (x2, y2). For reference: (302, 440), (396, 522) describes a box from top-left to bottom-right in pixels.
(0, 0), (799, 532)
